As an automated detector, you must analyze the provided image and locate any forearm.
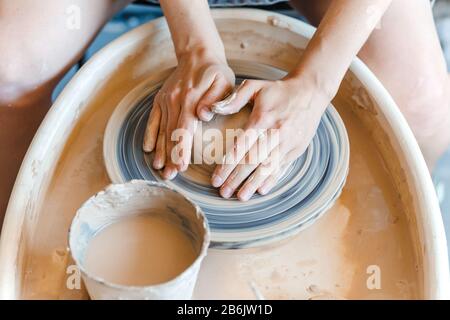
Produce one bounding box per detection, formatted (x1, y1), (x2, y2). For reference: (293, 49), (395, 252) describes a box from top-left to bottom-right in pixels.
(160, 0), (225, 61)
(290, 0), (392, 98)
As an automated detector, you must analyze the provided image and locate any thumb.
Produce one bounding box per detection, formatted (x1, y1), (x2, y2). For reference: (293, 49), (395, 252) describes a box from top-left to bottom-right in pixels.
(211, 79), (263, 115)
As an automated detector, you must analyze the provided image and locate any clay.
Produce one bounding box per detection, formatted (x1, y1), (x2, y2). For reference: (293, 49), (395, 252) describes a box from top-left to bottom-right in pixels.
(186, 105), (252, 185)
(211, 90), (238, 115)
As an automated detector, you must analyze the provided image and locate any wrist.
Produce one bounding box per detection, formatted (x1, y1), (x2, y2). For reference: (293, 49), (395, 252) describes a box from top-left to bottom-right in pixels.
(286, 66), (340, 103)
(176, 40), (226, 64)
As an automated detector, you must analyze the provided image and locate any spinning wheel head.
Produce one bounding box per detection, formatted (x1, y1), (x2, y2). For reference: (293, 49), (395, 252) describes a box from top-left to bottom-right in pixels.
(104, 70), (349, 249)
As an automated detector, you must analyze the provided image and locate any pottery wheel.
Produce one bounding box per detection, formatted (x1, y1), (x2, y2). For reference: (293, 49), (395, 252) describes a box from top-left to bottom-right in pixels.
(104, 77), (349, 249)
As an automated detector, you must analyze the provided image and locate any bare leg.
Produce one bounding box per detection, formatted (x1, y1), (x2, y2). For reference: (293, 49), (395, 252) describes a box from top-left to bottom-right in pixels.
(290, 0), (450, 169)
(0, 0), (131, 226)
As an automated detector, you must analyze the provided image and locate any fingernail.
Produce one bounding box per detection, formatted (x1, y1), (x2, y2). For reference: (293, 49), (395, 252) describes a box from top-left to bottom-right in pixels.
(143, 145), (152, 153)
(212, 91), (237, 115)
(199, 107), (214, 121)
(238, 189), (252, 202)
(142, 139), (155, 153)
(258, 186), (269, 195)
(211, 175), (223, 187)
(178, 161), (188, 172)
(164, 167), (177, 180)
(221, 186), (233, 198)
(153, 158), (163, 170)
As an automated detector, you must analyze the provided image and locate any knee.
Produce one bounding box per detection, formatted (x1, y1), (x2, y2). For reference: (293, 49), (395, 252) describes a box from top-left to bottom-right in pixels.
(406, 77), (449, 136)
(401, 77), (450, 167)
(0, 47), (60, 107)
(1, 61), (30, 106)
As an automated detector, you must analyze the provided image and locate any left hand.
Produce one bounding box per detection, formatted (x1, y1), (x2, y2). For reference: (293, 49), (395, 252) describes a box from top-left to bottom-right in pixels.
(208, 76), (334, 201)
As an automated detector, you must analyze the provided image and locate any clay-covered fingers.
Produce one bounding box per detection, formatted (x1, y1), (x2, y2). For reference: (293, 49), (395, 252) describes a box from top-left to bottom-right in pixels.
(237, 147), (283, 201)
(219, 160), (259, 199)
(218, 130), (279, 199)
(257, 147), (305, 196)
(142, 57), (236, 181)
(153, 102), (167, 170)
(211, 91), (271, 188)
(173, 109), (198, 172)
(257, 167), (284, 196)
(209, 79), (265, 117)
(211, 125), (262, 188)
(162, 93), (182, 180)
(173, 81), (219, 173)
(197, 75), (234, 121)
(143, 101), (161, 153)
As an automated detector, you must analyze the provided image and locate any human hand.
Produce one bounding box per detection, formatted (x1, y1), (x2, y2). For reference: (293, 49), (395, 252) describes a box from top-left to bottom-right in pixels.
(208, 76), (334, 201)
(142, 49), (235, 179)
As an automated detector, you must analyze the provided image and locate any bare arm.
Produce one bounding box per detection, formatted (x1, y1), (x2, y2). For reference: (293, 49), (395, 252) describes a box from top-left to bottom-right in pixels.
(159, 0), (225, 61)
(143, 0), (234, 179)
(210, 0), (393, 200)
(290, 0), (393, 97)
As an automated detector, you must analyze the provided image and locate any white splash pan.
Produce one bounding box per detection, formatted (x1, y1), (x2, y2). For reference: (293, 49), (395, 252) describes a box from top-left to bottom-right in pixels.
(0, 9), (448, 299)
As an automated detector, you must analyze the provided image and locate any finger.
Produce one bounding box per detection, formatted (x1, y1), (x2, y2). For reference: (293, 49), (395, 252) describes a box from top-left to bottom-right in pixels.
(211, 79), (264, 116)
(258, 146), (307, 195)
(143, 101), (161, 152)
(219, 130), (279, 199)
(173, 87), (204, 172)
(211, 107), (270, 188)
(211, 126), (262, 188)
(162, 163), (178, 180)
(283, 145), (309, 163)
(162, 95), (181, 180)
(237, 147), (283, 201)
(153, 102), (167, 170)
(257, 167), (284, 195)
(174, 109), (198, 172)
(197, 76), (233, 121)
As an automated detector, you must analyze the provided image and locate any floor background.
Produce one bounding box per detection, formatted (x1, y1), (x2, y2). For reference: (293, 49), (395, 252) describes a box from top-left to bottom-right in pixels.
(52, 0), (450, 263)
